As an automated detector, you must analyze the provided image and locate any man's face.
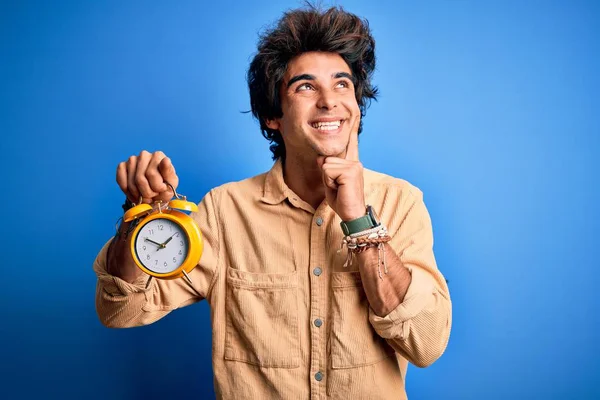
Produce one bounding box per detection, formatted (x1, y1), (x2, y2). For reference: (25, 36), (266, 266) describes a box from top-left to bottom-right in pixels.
(266, 51), (361, 160)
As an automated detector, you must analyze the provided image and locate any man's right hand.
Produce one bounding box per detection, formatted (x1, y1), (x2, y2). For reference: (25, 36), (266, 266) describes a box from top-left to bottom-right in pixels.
(116, 150), (179, 204)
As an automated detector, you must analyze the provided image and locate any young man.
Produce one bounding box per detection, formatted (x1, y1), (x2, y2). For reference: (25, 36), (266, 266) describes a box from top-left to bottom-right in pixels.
(94, 6), (451, 399)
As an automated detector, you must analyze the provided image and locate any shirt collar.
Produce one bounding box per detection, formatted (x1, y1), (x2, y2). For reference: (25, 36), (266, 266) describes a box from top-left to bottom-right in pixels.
(260, 158), (288, 205)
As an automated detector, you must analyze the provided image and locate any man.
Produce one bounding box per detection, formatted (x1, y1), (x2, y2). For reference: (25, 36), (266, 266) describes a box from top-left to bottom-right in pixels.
(93, 5), (452, 399)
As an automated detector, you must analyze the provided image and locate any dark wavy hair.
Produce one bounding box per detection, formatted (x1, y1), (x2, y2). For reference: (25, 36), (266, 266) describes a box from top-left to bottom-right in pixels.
(247, 5), (378, 160)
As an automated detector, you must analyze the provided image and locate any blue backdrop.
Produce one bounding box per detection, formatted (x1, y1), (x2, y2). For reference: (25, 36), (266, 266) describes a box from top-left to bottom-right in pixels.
(1, 1), (598, 399)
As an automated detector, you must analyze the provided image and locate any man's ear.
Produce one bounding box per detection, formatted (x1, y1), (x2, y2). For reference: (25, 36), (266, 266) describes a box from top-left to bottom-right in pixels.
(265, 118), (280, 131)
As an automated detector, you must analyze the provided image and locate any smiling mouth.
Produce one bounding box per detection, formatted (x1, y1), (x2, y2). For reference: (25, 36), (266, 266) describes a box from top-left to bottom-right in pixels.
(310, 120), (344, 132)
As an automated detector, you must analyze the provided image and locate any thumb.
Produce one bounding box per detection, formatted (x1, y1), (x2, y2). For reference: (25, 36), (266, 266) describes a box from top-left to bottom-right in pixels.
(158, 157), (176, 180)
(158, 157), (179, 195)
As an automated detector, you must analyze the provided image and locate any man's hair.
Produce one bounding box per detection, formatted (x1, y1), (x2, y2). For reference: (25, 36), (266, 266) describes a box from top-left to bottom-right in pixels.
(247, 5), (378, 160)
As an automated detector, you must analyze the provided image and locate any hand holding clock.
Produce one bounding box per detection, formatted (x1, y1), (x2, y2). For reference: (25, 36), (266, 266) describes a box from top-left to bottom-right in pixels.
(109, 150), (180, 282)
(116, 150), (179, 204)
(109, 150), (202, 284)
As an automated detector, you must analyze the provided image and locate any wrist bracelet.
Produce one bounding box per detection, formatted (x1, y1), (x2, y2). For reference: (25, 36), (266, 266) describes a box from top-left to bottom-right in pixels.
(339, 225), (392, 279)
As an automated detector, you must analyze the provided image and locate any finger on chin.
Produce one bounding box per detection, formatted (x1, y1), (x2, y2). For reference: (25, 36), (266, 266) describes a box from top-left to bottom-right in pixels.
(316, 156), (326, 168)
(345, 124), (360, 161)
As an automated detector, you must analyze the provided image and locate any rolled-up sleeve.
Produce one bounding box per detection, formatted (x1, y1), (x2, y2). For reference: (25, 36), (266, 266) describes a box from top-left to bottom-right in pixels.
(369, 189), (452, 368)
(93, 189), (221, 328)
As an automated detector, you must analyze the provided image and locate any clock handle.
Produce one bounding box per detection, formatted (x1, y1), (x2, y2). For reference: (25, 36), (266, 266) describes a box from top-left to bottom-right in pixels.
(165, 181), (182, 200)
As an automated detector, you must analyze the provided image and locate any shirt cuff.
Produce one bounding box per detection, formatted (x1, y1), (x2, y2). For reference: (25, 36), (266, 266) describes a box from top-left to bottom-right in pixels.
(94, 238), (153, 296)
(368, 266), (436, 339)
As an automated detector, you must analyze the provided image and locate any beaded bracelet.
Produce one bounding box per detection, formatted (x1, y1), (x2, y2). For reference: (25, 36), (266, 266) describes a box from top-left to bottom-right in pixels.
(340, 225), (392, 279)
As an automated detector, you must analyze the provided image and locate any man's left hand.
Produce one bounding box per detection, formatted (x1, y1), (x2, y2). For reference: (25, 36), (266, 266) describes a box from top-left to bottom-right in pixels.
(317, 115), (365, 221)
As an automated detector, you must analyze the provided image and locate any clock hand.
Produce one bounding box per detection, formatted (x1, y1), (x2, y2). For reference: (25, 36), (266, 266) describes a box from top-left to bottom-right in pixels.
(161, 232), (179, 247)
(145, 238), (165, 248)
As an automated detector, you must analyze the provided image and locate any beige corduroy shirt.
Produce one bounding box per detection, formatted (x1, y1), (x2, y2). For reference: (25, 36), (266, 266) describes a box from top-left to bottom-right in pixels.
(93, 159), (452, 400)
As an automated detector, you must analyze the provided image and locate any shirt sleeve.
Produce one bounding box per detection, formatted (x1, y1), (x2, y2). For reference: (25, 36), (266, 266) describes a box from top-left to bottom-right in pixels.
(368, 188), (452, 367)
(93, 189), (221, 328)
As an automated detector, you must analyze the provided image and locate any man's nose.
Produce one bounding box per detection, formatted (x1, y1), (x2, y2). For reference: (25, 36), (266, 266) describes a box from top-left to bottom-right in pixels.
(316, 89), (338, 110)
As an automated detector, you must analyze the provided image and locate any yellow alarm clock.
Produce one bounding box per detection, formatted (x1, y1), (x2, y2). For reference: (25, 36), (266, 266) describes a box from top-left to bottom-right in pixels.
(122, 183), (203, 284)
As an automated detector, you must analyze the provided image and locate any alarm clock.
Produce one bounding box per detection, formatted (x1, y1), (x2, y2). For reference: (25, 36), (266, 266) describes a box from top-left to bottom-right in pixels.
(122, 183), (203, 284)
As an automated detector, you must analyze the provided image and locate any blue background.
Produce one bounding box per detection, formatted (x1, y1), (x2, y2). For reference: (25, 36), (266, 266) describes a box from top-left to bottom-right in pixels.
(1, 0), (599, 399)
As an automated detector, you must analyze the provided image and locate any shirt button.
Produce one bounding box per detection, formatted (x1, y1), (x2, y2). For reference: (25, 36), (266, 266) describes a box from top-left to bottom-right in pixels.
(315, 217), (323, 226)
(313, 267), (322, 276)
(314, 318), (323, 327)
(315, 371), (323, 382)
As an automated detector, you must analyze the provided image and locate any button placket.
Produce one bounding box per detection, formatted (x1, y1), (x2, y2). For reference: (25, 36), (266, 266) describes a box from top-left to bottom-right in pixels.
(310, 211), (328, 397)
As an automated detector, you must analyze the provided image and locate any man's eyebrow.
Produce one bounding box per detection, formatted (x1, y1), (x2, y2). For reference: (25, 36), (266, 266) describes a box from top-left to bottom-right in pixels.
(287, 74), (315, 88)
(286, 72), (355, 88)
(333, 72), (354, 82)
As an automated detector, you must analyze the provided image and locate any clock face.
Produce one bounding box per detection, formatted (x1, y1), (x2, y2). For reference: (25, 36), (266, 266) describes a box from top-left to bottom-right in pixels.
(134, 218), (189, 274)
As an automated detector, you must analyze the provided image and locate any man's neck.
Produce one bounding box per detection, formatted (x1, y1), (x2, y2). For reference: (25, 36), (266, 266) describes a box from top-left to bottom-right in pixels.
(282, 153), (326, 210)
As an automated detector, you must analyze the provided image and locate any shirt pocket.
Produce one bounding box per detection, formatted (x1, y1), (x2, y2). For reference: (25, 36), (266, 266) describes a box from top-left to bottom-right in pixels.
(224, 267), (300, 368)
(330, 271), (396, 369)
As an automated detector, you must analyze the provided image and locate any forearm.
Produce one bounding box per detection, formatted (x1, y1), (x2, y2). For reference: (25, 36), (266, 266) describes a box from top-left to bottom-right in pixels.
(356, 243), (412, 317)
(94, 239), (163, 328)
(371, 280), (451, 367)
(107, 220), (145, 283)
(95, 228), (205, 328)
(357, 243), (451, 367)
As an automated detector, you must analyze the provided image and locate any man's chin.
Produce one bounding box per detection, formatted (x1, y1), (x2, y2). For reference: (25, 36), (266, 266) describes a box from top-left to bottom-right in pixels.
(314, 146), (345, 158)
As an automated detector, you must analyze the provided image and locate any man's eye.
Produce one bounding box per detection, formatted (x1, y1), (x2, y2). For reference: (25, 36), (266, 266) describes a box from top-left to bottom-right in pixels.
(297, 83), (314, 91)
(336, 81), (350, 88)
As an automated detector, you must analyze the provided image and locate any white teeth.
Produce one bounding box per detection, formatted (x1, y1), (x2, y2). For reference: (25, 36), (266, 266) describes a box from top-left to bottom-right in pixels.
(311, 120), (342, 130)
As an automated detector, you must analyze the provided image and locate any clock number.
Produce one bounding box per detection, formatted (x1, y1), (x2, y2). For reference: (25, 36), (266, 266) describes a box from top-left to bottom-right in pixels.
(175, 233), (180, 237)
(148, 229), (154, 235)
(180, 240), (184, 246)
(143, 245), (146, 250)
(172, 257), (177, 263)
(158, 224), (164, 230)
(164, 261), (168, 267)
(178, 250), (182, 255)
(147, 254), (151, 260)
(155, 260), (158, 265)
